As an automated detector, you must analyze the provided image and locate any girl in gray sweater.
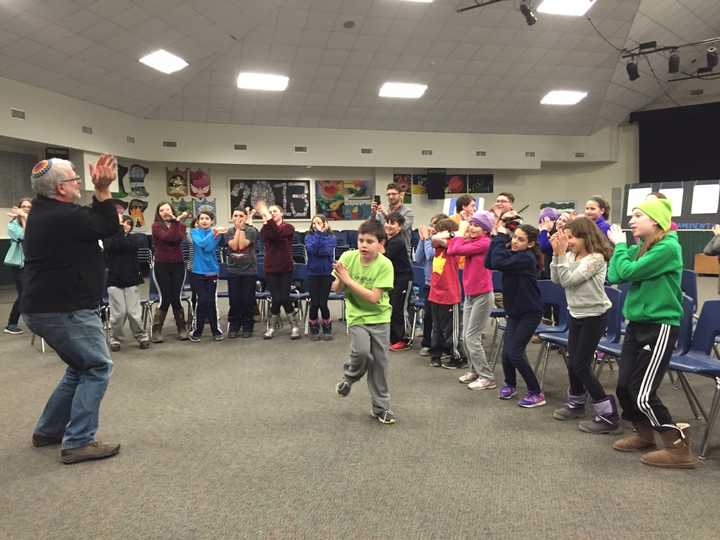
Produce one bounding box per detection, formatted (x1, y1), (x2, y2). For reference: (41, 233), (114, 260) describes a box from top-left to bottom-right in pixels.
(550, 217), (619, 434)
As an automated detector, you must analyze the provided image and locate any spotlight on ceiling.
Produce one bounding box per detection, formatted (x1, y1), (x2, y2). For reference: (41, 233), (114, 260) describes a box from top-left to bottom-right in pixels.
(626, 59), (640, 81)
(707, 46), (718, 70)
(668, 49), (680, 74)
(520, 1), (538, 26)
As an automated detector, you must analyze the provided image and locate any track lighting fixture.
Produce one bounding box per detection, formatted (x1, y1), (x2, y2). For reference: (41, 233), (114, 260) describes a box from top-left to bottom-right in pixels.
(707, 46), (718, 70)
(520, 1), (538, 25)
(626, 59), (640, 81)
(668, 49), (680, 74)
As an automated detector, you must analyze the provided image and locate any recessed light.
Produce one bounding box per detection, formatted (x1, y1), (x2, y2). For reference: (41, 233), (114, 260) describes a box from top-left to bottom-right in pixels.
(379, 82), (427, 99)
(537, 0), (597, 16)
(541, 90), (588, 105)
(237, 72), (289, 91)
(139, 49), (188, 74)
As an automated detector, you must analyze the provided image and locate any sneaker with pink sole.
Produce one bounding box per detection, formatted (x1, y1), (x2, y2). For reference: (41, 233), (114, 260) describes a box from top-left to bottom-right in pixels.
(458, 371), (479, 384)
(468, 378), (497, 390)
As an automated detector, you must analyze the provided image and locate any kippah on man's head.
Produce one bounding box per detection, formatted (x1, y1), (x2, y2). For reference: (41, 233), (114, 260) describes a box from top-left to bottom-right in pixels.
(31, 159), (52, 179)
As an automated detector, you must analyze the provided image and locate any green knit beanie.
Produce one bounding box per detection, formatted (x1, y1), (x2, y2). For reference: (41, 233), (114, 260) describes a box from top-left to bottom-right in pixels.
(635, 198), (672, 232)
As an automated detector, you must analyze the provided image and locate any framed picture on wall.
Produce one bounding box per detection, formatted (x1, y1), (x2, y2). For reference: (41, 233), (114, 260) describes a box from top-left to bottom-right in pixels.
(228, 178), (311, 220)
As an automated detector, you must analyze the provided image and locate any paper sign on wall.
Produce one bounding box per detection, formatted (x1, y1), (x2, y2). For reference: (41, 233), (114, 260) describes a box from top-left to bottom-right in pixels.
(82, 152), (119, 193)
(658, 188), (684, 217)
(626, 187), (652, 216)
(691, 184), (720, 214)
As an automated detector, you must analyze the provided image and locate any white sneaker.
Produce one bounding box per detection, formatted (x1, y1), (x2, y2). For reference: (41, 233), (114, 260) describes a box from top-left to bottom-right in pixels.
(419, 347), (431, 357)
(458, 371), (479, 384)
(468, 378), (497, 390)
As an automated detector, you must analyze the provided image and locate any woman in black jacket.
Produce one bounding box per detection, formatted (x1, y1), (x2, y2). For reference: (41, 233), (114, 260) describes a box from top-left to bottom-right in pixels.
(105, 215), (149, 351)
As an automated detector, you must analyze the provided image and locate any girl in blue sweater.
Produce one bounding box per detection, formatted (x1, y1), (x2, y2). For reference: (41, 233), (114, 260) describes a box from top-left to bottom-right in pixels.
(305, 214), (337, 340)
(485, 220), (545, 408)
(189, 210), (225, 342)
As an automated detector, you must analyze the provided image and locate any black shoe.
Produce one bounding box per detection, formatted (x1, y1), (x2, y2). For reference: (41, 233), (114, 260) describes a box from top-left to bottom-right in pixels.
(336, 379), (351, 397)
(228, 329), (239, 339)
(188, 333), (201, 343)
(241, 329), (252, 338)
(309, 323), (321, 341)
(442, 357), (465, 370)
(372, 409), (397, 425)
(321, 321), (333, 341)
(139, 339), (150, 350)
(430, 357), (442, 368)
(213, 333), (224, 342)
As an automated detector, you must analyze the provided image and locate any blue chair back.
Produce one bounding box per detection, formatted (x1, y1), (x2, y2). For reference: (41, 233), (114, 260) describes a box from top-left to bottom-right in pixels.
(335, 245), (350, 260)
(256, 258), (265, 281)
(689, 299), (720, 355)
(681, 270), (698, 313)
(491, 271), (503, 293)
(293, 262), (308, 282)
(293, 231), (305, 244)
(675, 293), (695, 355)
(346, 230), (358, 247)
(412, 265), (426, 291)
(603, 286), (624, 343)
(537, 280), (569, 327)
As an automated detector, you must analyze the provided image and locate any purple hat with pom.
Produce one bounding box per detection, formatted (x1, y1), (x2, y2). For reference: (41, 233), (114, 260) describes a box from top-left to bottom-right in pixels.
(469, 210), (496, 233)
(538, 207), (560, 223)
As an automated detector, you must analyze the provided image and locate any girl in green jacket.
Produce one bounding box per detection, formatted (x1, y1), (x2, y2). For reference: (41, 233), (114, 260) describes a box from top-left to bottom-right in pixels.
(606, 198), (697, 469)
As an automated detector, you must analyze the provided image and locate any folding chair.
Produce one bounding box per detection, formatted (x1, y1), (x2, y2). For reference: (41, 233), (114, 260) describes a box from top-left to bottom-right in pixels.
(532, 280), (570, 384)
(290, 263), (311, 334)
(669, 298), (720, 459)
(488, 271), (506, 369)
(681, 269), (699, 315)
(291, 243), (307, 264)
(408, 265), (426, 347)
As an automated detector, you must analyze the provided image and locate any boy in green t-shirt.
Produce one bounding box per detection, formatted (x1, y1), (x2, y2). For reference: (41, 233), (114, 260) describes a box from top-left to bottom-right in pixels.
(333, 220), (396, 424)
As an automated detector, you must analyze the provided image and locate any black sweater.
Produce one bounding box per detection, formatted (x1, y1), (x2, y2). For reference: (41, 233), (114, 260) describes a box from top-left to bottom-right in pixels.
(21, 196), (120, 313)
(386, 234), (412, 282)
(484, 233), (542, 317)
(105, 231), (144, 288)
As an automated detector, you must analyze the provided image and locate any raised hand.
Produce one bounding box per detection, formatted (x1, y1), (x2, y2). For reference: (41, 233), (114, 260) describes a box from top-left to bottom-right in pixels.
(177, 211), (188, 222)
(418, 225), (429, 240)
(539, 216), (554, 232)
(89, 153), (117, 191)
(607, 224), (627, 245)
(713, 224), (720, 236)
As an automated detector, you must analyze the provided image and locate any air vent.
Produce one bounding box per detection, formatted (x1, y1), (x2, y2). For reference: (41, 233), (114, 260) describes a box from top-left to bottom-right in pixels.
(574, 152), (585, 158)
(525, 151), (535, 158)
(294, 145), (308, 153)
(10, 108), (26, 120)
(126, 136), (135, 144)
(360, 148), (373, 154)
(81, 125), (93, 135)
(421, 149), (433, 156)
(476, 150), (486, 157)
(234, 144), (247, 150)
(162, 140), (177, 148)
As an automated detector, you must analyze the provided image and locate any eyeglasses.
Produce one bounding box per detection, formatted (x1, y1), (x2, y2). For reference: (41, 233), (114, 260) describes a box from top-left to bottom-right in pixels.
(60, 176), (82, 184)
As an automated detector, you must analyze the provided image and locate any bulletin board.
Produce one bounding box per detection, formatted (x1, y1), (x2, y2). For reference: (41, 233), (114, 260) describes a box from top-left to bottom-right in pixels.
(622, 180), (720, 229)
(228, 178), (311, 220)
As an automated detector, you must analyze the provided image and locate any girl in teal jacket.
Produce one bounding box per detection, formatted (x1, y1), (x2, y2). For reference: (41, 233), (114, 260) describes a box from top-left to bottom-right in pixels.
(4, 197), (32, 334)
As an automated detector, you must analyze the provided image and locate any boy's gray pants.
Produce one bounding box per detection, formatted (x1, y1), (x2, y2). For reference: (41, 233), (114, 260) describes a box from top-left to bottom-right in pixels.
(462, 292), (495, 380)
(108, 285), (147, 342)
(344, 323), (391, 414)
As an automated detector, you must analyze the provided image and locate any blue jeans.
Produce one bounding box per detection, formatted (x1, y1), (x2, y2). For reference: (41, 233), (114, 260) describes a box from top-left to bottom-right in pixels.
(25, 309), (113, 449)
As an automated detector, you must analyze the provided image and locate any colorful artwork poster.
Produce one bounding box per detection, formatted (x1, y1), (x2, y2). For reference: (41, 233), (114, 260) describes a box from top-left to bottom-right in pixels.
(316, 180), (372, 220)
(193, 197), (217, 221)
(468, 174), (494, 193)
(190, 169), (211, 198)
(229, 179), (311, 220)
(411, 174), (427, 195)
(128, 198), (148, 230)
(392, 174), (413, 204)
(445, 175), (468, 194)
(170, 197), (194, 227)
(167, 168), (189, 197)
(114, 164), (129, 199)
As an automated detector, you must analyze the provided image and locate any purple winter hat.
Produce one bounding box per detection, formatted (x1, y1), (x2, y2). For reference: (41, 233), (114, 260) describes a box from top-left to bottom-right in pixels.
(469, 210), (496, 233)
(538, 207), (560, 223)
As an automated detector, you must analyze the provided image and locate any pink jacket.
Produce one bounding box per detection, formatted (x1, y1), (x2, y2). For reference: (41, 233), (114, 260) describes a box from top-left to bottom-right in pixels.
(446, 235), (493, 297)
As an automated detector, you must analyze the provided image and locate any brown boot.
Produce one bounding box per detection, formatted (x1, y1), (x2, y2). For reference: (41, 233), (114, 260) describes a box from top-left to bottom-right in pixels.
(60, 441), (121, 464)
(151, 308), (168, 343)
(613, 420), (657, 452)
(640, 423), (699, 469)
(173, 306), (188, 340)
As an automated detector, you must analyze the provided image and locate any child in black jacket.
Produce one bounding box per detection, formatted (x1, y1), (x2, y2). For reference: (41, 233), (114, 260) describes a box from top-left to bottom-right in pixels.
(105, 215), (149, 351)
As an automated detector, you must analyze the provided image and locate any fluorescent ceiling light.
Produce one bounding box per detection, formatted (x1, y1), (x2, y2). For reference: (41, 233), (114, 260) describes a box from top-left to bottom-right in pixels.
(236, 72), (289, 91)
(379, 82), (427, 99)
(138, 49), (188, 74)
(403, 0), (434, 3)
(541, 90), (588, 105)
(537, 0), (597, 16)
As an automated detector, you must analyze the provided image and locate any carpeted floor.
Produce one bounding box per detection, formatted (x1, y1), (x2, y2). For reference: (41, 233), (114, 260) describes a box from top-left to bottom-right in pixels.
(1, 280), (719, 540)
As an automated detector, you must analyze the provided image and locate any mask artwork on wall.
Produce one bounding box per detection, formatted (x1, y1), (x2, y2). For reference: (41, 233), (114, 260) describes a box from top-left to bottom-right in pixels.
(129, 164), (150, 197)
(170, 197), (194, 227)
(113, 164), (129, 199)
(167, 168), (189, 197)
(190, 169), (211, 198)
(110, 199), (128, 215)
(128, 198), (149, 230)
(192, 197), (216, 221)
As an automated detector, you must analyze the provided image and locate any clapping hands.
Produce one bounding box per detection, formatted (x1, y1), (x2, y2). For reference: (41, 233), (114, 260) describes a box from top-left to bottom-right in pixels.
(550, 231), (567, 255)
(607, 224), (627, 245)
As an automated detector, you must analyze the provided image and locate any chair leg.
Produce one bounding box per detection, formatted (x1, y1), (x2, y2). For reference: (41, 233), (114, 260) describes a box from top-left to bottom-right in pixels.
(699, 377), (720, 459)
(539, 343), (553, 388)
(535, 342), (550, 388)
(668, 370), (679, 389)
(677, 372), (707, 422)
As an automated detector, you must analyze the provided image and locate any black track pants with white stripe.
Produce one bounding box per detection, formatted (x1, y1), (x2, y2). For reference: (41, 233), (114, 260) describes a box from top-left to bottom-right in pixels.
(616, 322), (679, 433)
